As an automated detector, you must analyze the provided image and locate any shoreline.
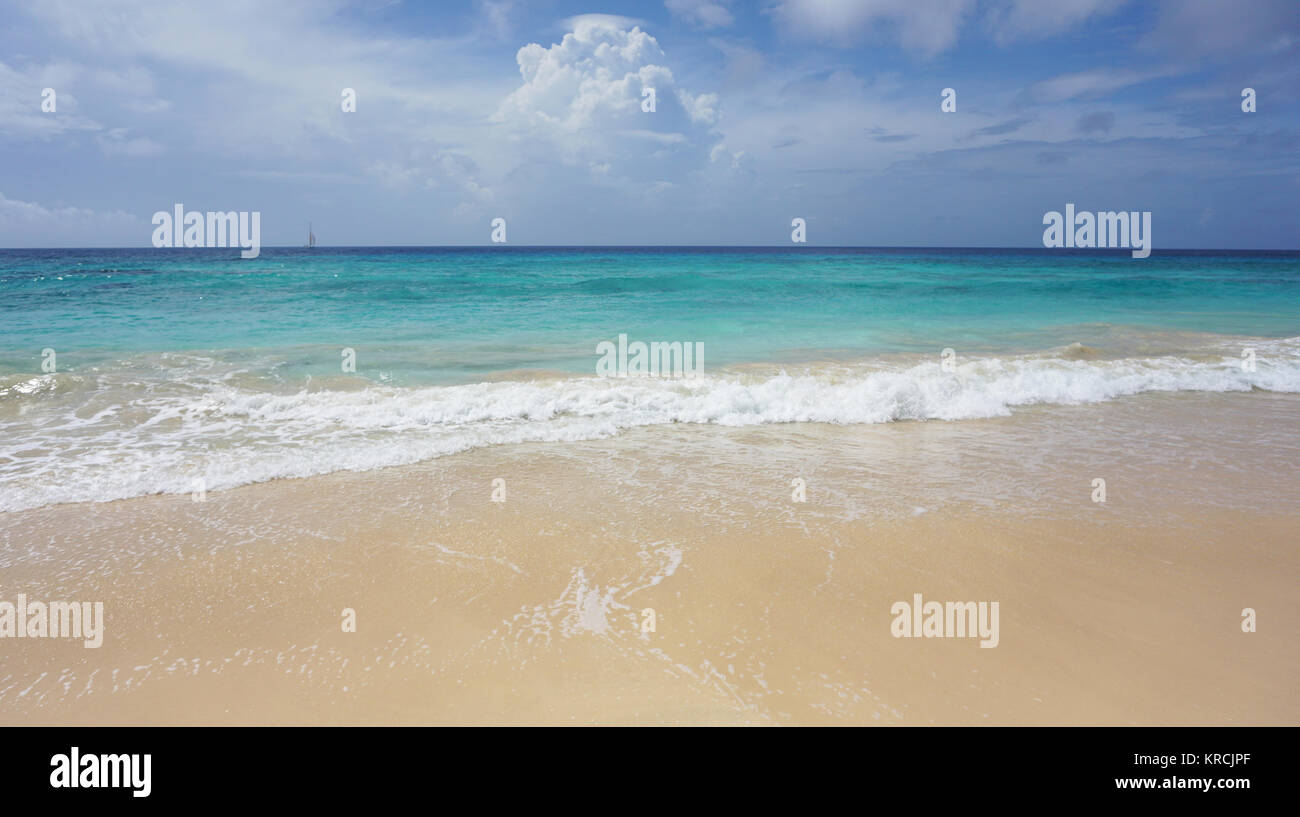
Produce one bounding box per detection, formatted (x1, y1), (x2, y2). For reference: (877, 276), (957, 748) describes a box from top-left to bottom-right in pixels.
(2, 392), (1297, 725)
(4, 335), (1299, 514)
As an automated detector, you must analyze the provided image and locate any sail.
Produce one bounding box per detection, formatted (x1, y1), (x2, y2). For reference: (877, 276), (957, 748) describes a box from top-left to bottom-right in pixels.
(308, 223), (315, 248)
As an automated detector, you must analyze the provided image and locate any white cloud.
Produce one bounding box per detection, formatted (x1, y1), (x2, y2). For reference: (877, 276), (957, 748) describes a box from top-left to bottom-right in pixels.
(772, 0), (1133, 54)
(479, 0), (515, 39)
(771, 0), (975, 56)
(20, 0), (506, 161)
(557, 14), (646, 35)
(96, 127), (164, 157)
(0, 61), (101, 139)
(2, 0), (1273, 247)
(666, 0), (735, 29)
(985, 0), (1127, 44)
(1026, 68), (1174, 103)
(0, 192), (142, 246)
(494, 17), (718, 176)
(226, 169), (358, 183)
(1142, 0), (1300, 58)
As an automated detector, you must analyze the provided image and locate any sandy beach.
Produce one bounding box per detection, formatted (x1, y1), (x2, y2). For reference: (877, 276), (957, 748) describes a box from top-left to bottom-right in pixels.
(2, 389), (1296, 726)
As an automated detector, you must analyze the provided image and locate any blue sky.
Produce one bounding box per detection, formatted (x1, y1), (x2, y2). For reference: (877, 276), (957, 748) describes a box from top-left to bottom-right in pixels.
(0, 0), (1296, 248)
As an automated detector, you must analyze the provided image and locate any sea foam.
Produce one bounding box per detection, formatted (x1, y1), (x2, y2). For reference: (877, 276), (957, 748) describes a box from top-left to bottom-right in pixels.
(2, 342), (1298, 512)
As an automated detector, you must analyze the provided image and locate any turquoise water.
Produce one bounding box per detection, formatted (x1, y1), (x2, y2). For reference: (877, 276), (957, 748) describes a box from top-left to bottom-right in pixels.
(3, 247), (1299, 384)
(2, 247), (1299, 512)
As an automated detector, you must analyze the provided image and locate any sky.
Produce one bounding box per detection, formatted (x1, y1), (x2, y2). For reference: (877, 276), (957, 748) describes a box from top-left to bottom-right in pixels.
(0, 0), (1296, 248)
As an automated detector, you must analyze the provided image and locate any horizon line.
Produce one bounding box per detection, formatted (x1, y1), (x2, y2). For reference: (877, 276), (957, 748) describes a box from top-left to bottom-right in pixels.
(2, 245), (1299, 253)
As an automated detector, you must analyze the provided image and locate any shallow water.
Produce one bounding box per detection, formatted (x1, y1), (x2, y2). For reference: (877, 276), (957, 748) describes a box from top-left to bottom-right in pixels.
(2, 247), (1298, 512)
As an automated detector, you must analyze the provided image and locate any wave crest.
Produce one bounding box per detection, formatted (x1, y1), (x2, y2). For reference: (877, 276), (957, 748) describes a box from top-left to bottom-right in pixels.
(2, 343), (1298, 512)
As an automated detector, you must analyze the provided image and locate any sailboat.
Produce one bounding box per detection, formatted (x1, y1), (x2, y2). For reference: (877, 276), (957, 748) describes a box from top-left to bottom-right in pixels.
(306, 222), (316, 249)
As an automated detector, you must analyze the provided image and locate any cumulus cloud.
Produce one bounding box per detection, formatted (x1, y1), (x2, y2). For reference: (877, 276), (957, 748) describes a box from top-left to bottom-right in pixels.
(494, 16), (718, 177)
(3, 0), (1293, 247)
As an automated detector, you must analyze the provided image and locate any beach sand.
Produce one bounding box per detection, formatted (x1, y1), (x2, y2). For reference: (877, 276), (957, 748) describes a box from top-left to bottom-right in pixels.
(1, 391), (1297, 725)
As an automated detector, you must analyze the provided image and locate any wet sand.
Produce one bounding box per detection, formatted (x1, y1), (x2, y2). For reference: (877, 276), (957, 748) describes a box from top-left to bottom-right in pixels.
(1, 392), (1297, 725)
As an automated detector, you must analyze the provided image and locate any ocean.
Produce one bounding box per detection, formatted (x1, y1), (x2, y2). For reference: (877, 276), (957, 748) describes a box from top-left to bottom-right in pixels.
(2, 246), (1299, 513)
